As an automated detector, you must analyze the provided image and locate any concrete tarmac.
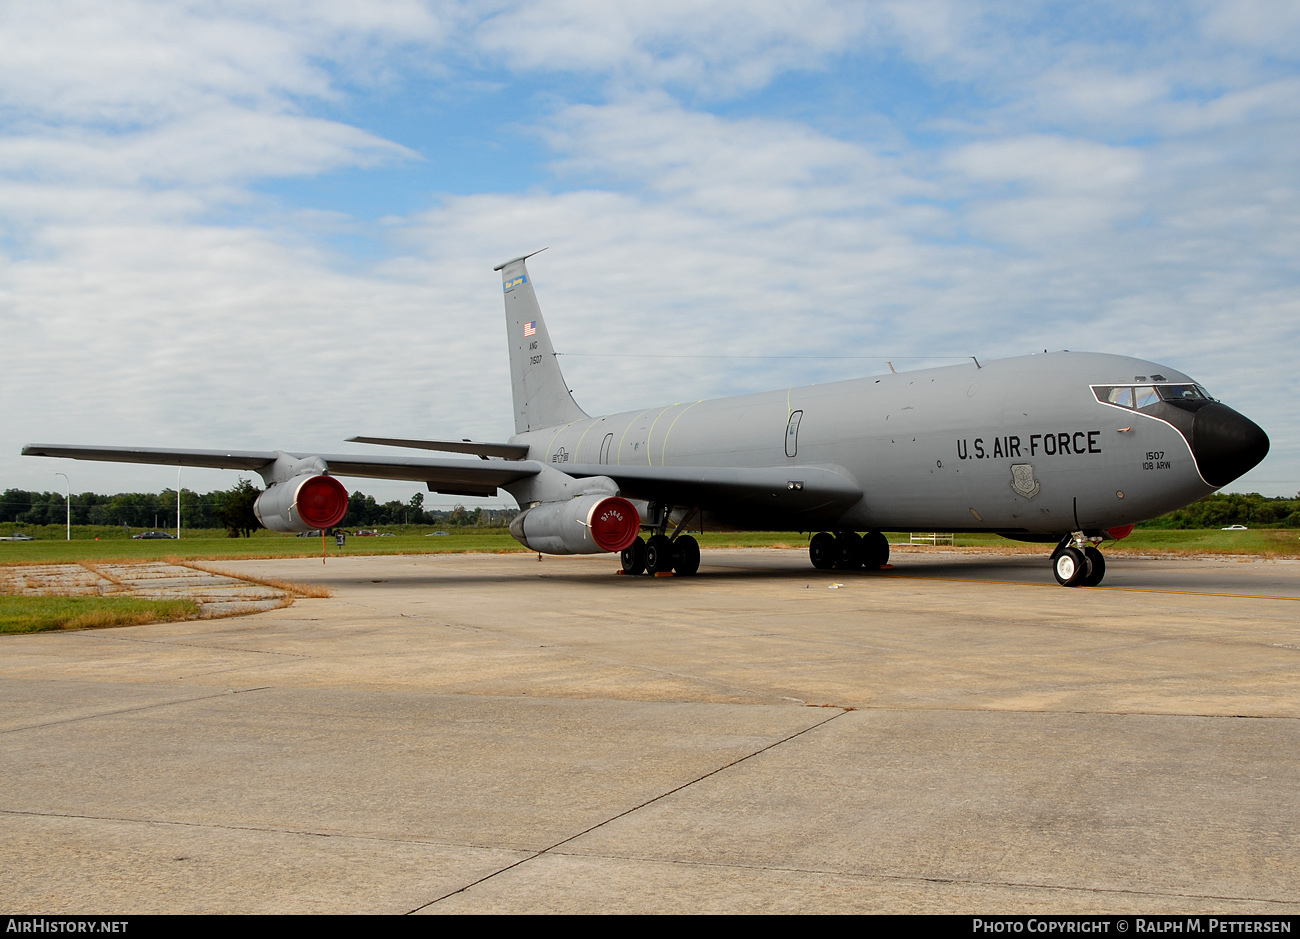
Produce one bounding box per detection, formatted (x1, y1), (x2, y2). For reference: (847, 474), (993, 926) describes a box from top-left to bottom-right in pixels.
(2, 547), (1298, 913)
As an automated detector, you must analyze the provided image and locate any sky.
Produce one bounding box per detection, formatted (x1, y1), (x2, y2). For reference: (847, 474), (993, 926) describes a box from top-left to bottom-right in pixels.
(2, 0), (1297, 508)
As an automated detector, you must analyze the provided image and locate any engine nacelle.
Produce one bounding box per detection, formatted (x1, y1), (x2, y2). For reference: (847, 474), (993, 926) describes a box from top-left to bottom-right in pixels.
(253, 474), (349, 533)
(509, 494), (640, 555)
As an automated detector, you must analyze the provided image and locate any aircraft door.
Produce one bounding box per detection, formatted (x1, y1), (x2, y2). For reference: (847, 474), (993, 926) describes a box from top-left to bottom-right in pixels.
(785, 410), (803, 458)
(599, 433), (614, 464)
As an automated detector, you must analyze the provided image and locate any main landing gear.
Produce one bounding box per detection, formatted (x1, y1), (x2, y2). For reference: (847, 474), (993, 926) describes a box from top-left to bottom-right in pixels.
(809, 531), (890, 571)
(1051, 534), (1106, 587)
(620, 533), (701, 577)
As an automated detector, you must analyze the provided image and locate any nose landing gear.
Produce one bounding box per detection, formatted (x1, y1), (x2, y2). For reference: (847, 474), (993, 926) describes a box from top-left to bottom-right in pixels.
(1052, 534), (1107, 587)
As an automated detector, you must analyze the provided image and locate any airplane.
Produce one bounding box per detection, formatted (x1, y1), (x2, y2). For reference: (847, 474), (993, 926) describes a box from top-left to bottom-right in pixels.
(24, 250), (1270, 587)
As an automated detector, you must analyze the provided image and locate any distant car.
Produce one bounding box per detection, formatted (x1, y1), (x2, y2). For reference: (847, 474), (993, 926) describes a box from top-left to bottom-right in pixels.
(132, 531), (176, 539)
(426, 531), (450, 537)
(378, 532), (396, 537)
(355, 530), (378, 537)
(0, 533), (34, 541)
(1221, 524), (1248, 530)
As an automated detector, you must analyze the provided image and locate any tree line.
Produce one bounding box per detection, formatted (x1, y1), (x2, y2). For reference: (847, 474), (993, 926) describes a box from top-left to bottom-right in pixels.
(1, 481), (516, 537)
(5, 484), (1297, 536)
(1135, 492), (1300, 529)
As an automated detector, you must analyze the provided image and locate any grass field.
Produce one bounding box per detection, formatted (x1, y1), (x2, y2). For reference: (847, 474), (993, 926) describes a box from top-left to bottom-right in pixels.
(1, 523), (1296, 564)
(0, 595), (200, 634)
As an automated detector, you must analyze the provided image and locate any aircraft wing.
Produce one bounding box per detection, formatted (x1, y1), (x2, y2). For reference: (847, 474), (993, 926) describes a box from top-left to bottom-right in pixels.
(21, 444), (542, 498)
(22, 444), (859, 510)
(562, 462), (864, 515)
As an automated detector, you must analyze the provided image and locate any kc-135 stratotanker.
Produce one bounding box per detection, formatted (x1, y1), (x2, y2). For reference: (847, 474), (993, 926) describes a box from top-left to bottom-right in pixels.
(24, 251), (1270, 586)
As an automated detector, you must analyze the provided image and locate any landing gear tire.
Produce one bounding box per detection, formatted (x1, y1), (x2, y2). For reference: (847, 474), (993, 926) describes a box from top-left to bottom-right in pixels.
(1081, 547), (1106, 587)
(645, 534), (676, 575)
(835, 531), (863, 570)
(674, 535), (700, 576)
(810, 532), (836, 570)
(1053, 547), (1088, 587)
(620, 537), (646, 575)
(862, 530), (889, 568)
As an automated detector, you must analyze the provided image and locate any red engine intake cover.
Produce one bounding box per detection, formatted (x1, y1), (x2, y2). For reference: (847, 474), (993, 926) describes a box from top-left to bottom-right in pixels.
(1105, 524), (1135, 541)
(587, 497), (640, 553)
(297, 475), (349, 530)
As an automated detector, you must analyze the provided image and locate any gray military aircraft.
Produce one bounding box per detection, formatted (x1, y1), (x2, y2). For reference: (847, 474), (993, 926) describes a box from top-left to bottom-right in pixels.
(24, 250), (1269, 586)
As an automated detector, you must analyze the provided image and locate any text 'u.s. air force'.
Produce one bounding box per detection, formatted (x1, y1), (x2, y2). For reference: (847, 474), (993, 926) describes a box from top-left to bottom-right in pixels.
(957, 432), (1102, 461)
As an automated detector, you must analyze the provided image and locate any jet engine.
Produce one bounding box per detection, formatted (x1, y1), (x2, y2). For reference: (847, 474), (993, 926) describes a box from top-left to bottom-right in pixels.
(509, 494), (639, 555)
(253, 474), (349, 533)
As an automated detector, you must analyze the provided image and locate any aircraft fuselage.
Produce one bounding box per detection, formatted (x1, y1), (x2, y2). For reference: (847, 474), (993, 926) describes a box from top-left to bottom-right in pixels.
(510, 351), (1234, 536)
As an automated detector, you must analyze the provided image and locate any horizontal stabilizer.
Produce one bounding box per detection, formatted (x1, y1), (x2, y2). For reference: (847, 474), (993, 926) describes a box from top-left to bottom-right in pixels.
(347, 436), (529, 460)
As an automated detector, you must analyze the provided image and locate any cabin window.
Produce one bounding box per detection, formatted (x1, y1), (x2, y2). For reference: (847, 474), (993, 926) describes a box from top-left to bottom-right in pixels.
(1134, 386), (1159, 408)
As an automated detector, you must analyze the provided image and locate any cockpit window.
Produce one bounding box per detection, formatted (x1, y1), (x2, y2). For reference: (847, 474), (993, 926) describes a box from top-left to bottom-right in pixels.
(1157, 384), (1208, 401)
(1134, 386), (1159, 408)
(1093, 383), (1216, 409)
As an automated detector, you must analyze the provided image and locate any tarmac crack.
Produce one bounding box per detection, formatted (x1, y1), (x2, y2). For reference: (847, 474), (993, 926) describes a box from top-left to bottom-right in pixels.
(0, 686), (270, 735)
(408, 706), (849, 913)
(0, 807), (532, 854)
(66, 631), (310, 658)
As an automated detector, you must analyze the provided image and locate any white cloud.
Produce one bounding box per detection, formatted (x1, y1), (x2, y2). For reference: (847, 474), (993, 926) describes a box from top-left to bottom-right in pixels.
(0, 110), (413, 193)
(2, 1), (1297, 500)
(470, 0), (877, 95)
(0, 0), (447, 121)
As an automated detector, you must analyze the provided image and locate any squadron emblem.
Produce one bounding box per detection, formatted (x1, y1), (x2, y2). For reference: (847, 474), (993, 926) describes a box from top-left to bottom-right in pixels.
(1010, 463), (1040, 499)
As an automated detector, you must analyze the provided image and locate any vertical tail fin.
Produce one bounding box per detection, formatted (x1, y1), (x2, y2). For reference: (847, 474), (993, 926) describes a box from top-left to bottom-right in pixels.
(496, 251), (588, 434)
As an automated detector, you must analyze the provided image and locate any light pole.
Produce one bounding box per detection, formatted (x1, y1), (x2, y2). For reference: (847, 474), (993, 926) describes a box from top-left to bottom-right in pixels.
(176, 465), (182, 540)
(54, 473), (70, 541)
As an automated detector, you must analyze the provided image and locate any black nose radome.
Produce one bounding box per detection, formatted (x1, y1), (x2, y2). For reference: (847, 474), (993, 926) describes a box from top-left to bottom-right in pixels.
(1191, 403), (1269, 487)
